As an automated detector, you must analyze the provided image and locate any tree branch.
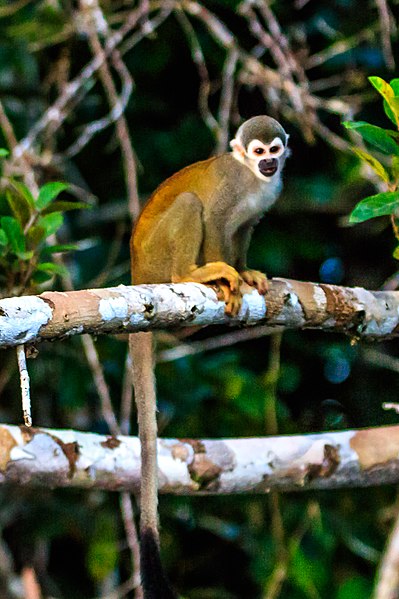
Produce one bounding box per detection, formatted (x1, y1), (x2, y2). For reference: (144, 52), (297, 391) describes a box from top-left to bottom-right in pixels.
(1, 278), (399, 348)
(1, 424), (399, 493)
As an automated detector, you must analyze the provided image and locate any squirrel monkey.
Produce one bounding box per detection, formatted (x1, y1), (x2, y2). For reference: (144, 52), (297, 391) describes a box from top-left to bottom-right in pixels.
(130, 116), (289, 597)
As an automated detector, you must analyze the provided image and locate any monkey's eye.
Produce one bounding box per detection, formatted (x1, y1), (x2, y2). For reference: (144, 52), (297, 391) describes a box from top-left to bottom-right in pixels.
(254, 147), (265, 155)
(269, 145), (280, 154)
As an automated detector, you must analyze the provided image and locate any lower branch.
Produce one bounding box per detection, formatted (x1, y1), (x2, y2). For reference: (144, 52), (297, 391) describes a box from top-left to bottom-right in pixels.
(1, 424), (399, 493)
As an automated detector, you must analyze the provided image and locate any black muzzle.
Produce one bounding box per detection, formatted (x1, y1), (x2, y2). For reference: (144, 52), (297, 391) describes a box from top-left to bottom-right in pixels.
(258, 158), (278, 177)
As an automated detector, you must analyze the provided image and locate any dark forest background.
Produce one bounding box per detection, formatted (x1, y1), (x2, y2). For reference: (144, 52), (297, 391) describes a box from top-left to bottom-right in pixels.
(1, 1), (399, 597)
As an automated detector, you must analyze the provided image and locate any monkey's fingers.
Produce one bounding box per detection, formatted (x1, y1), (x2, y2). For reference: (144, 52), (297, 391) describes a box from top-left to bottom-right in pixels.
(177, 262), (242, 294)
(240, 269), (269, 295)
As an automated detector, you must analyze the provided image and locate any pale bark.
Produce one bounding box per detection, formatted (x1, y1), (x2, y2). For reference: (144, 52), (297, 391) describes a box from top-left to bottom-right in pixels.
(1, 424), (399, 493)
(1, 278), (399, 348)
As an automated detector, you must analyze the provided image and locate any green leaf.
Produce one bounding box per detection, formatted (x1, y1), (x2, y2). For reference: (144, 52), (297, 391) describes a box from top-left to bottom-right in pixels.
(0, 216), (26, 253)
(37, 212), (64, 236)
(369, 76), (394, 101)
(10, 181), (35, 209)
(0, 229), (8, 246)
(392, 156), (399, 181)
(87, 513), (118, 582)
(6, 189), (32, 226)
(16, 250), (34, 261)
(393, 246), (399, 260)
(36, 182), (69, 211)
(41, 200), (89, 215)
(390, 78), (399, 95)
(384, 97), (399, 128)
(349, 191), (399, 223)
(343, 121), (399, 155)
(26, 225), (47, 247)
(386, 81), (399, 126)
(368, 76), (399, 126)
(336, 577), (371, 599)
(36, 262), (68, 275)
(42, 244), (78, 255)
(32, 270), (54, 284)
(0, 148), (9, 157)
(352, 148), (390, 182)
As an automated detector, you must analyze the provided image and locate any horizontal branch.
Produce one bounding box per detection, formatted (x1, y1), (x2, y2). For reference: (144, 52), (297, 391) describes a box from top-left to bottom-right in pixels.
(1, 278), (399, 348)
(1, 424), (399, 493)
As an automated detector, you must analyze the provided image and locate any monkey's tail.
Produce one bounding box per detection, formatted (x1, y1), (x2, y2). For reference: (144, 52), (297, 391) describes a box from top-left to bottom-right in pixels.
(129, 332), (178, 599)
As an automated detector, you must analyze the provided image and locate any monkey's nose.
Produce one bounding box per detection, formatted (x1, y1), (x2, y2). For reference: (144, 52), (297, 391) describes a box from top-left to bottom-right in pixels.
(259, 158), (277, 176)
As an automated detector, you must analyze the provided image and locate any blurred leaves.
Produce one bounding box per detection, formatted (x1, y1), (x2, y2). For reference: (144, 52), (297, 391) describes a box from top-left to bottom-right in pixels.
(347, 77), (399, 265)
(349, 191), (399, 223)
(0, 172), (87, 294)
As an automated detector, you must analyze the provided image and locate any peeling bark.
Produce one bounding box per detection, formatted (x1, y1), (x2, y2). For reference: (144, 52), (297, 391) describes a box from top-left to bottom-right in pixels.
(1, 278), (399, 348)
(2, 424), (399, 493)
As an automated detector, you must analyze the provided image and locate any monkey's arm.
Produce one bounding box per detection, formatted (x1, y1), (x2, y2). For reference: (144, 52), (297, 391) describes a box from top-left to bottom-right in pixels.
(234, 224), (268, 294)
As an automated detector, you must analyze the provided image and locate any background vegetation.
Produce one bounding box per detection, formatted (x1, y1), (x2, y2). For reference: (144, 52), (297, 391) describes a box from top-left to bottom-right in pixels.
(0, 0), (399, 597)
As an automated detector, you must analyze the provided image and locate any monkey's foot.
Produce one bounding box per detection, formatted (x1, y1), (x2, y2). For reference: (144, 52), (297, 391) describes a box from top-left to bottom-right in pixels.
(173, 262), (242, 316)
(240, 269), (269, 295)
(174, 262), (242, 293)
(213, 282), (242, 316)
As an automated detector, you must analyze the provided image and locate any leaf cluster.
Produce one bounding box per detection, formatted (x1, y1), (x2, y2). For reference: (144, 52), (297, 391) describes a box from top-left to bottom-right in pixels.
(0, 155), (86, 296)
(345, 77), (399, 256)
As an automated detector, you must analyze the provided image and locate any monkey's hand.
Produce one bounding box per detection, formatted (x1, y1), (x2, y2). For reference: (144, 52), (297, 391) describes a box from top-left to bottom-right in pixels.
(173, 262), (242, 316)
(239, 269), (269, 295)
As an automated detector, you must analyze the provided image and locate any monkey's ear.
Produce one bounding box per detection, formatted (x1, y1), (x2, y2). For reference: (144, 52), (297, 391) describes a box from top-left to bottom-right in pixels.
(230, 138), (245, 156)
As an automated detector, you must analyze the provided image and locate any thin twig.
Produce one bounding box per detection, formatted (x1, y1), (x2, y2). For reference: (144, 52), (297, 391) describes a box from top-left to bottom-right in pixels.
(0, 0), (32, 17)
(13, 4), (150, 156)
(305, 24), (378, 69)
(80, 334), (120, 436)
(0, 99), (39, 193)
(80, 0), (140, 219)
(175, 8), (219, 136)
(21, 567), (42, 599)
(120, 493), (143, 599)
(263, 333), (288, 599)
(216, 46), (239, 154)
(157, 324), (278, 363)
(120, 351), (133, 435)
(375, 0), (395, 70)
(374, 502), (399, 599)
(16, 344), (32, 427)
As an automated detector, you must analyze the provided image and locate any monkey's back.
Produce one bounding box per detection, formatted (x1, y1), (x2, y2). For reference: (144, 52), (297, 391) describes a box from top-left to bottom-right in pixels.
(133, 157), (217, 240)
(130, 153), (264, 284)
(131, 156), (221, 281)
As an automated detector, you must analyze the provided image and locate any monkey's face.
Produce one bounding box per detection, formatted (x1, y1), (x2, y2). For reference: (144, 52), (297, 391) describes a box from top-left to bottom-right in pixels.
(230, 135), (288, 181)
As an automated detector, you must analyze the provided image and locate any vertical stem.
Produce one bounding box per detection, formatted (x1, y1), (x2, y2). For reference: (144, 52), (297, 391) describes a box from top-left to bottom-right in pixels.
(374, 500), (399, 599)
(264, 332), (283, 436)
(16, 344), (32, 427)
(262, 332), (288, 599)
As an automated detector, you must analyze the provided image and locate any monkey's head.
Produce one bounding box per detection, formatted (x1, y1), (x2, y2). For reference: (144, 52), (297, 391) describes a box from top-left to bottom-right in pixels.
(230, 116), (289, 181)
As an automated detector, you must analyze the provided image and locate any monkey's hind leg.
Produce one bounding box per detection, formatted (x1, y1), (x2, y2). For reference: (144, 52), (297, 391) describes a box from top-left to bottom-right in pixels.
(176, 263), (243, 316)
(163, 193), (243, 315)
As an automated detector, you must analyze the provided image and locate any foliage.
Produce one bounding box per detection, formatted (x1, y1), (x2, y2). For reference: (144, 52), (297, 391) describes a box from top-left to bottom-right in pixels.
(344, 77), (399, 257)
(0, 165), (86, 296)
